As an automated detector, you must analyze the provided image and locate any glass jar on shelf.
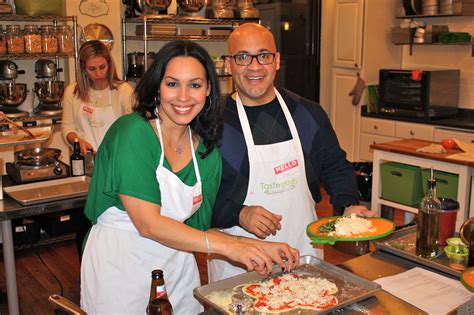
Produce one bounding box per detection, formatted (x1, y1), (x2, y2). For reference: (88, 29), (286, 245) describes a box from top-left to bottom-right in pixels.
(6, 25), (24, 54)
(23, 25), (42, 54)
(40, 25), (58, 54)
(57, 25), (74, 54)
(0, 25), (7, 54)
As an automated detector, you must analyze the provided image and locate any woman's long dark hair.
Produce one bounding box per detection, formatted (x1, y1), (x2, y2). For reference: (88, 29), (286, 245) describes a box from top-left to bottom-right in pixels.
(134, 40), (222, 158)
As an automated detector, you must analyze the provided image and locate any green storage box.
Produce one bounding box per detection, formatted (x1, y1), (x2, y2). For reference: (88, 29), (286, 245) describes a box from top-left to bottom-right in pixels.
(381, 162), (423, 206)
(14, 0), (64, 16)
(421, 169), (458, 200)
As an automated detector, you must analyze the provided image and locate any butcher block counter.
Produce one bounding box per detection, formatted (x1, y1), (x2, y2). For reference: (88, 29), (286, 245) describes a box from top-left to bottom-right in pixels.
(370, 139), (474, 231)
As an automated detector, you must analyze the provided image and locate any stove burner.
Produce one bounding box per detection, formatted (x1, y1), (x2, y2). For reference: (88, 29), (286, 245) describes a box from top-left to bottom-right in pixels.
(6, 160), (70, 184)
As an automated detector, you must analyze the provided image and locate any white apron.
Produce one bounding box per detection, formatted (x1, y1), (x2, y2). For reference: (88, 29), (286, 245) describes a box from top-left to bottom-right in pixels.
(77, 89), (118, 150)
(208, 89), (322, 282)
(81, 118), (203, 314)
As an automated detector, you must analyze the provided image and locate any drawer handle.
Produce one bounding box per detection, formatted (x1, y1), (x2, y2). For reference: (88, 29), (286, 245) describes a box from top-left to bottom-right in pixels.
(410, 131), (414, 136)
(390, 171), (402, 177)
(373, 125), (378, 130)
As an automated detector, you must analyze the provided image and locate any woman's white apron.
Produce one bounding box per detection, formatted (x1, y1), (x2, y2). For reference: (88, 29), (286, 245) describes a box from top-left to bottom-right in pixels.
(81, 118), (203, 314)
(77, 89), (117, 150)
(208, 88), (322, 282)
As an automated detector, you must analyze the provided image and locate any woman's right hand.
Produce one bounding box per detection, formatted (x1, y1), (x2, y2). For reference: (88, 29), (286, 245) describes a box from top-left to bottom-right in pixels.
(224, 240), (274, 275)
(78, 138), (94, 155)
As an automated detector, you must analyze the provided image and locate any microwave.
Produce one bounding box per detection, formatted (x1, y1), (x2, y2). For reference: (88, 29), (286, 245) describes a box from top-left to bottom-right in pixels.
(379, 69), (460, 119)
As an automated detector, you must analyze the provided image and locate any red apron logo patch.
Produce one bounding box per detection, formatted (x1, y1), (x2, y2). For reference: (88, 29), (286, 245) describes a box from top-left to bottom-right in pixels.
(274, 159), (299, 175)
(193, 195), (202, 205)
(82, 106), (94, 114)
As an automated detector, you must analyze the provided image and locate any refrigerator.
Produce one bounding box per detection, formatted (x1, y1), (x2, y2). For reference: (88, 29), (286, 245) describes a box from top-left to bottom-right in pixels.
(257, 0), (321, 102)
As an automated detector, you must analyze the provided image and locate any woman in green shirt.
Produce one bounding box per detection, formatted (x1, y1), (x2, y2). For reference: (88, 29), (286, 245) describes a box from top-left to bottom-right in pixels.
(80, 40), (299, 314)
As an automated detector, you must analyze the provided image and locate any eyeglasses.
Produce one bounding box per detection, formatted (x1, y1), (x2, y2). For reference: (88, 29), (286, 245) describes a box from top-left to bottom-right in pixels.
(224, 53), (276, 66)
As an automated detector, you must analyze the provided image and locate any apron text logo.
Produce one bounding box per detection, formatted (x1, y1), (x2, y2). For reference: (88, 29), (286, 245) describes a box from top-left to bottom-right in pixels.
(260, 178), (298, 194)
(274, 159), (299, 175)
(193, 195), (202, 205)
(82, 106), (93, 114)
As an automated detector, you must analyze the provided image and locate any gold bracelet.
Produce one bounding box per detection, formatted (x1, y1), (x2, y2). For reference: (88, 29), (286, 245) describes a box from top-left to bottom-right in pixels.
(204, 231), (211, 256)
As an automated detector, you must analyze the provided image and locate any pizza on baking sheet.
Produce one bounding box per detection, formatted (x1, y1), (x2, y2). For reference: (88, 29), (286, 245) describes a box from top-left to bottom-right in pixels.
(241, 273), (338, 313)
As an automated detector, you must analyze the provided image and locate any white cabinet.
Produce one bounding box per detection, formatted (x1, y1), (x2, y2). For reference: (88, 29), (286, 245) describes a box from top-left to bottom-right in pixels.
(359, 117), (438, 161)
(433, 128), (474, 144)
(328, 0), (402, 162)
(395, 121), (434, 141)
(360, 117), (395, 136)
(330, 68), (360, 161)
(332, 0), (364, 69)
(359, 117), (397, 161)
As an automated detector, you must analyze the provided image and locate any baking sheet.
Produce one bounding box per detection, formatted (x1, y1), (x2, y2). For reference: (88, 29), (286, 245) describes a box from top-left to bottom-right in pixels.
(0, 126), (52, 147)
(194, 255), (380, 314)
(3, 176), (90, 205)
(374, 226), (463, 277)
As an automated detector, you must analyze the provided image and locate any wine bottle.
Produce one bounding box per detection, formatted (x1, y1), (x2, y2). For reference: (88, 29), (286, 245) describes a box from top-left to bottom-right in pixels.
(416, 169), (441, 258)
(70, 138), (85, 176)
(147, 269), (173, 315)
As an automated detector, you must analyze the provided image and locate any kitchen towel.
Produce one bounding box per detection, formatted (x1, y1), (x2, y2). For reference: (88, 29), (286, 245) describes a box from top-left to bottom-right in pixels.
(447, 139), (474, 162)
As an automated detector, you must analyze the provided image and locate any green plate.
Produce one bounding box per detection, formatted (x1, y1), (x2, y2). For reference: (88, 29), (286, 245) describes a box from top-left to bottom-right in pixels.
(461, 267), (474, 292)
(307, 216), (396, 245)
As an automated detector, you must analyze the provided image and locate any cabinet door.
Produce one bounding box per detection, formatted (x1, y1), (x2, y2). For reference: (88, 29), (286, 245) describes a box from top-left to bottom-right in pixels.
(332, 0), (364, 69)
(433, 128), (474, 144)
(359, 133), (396, 161)
(360, 117), (395, 137)
(395, 122), (434, 141)
(330, 68), (360, 161)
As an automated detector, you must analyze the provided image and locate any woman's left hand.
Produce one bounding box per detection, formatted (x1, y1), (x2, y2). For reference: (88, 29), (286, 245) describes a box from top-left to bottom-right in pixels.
(256, 242), (300, 274)
(343, 205), (376, 217)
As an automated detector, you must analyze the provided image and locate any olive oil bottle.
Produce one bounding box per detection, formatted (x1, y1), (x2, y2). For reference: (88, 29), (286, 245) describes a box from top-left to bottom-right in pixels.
(416, 169), (441, 258)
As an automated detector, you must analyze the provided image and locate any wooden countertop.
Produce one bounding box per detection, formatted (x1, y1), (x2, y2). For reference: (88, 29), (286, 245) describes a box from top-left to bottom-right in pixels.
(370, 139), (474, 167)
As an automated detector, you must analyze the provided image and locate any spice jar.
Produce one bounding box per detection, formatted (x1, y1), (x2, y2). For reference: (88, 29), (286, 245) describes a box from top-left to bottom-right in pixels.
(23, 25), (42, 54)
(6, 25), (24, 54)
(0, 25), (7, 54)
(40, 25), (58, 54)
(57, 25), (74, 54)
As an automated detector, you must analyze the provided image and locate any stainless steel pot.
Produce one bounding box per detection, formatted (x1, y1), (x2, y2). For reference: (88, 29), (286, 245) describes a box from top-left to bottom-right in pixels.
(0, 83), (27, 107)
(178, 0), (205, 13)
(33, 81), (65, 103)
(145, 0), (171, 11)
(14, 148), (61, 166)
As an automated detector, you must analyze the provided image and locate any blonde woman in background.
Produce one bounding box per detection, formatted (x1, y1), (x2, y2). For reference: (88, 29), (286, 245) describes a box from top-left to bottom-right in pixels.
(62, 40), (135, 155)
(61, 40), (135, 260)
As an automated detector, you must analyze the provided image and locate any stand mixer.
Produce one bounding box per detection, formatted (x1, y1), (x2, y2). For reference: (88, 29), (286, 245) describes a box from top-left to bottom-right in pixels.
(33, 59), (65, 117)
(0, 60), (28, 119)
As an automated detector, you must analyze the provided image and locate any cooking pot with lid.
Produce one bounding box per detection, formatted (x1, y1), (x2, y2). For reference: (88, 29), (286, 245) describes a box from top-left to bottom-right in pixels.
(14, 148), (61, 166)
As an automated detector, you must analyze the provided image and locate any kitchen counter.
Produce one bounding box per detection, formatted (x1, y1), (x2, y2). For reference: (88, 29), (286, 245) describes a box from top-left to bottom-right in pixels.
(0, 176), (87, 315)
(362, 107), (474, 131)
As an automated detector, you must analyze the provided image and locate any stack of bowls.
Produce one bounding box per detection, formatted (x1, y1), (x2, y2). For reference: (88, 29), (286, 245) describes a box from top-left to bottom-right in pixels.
(439, 0), (453, 14)
(422, 0), (439, 15)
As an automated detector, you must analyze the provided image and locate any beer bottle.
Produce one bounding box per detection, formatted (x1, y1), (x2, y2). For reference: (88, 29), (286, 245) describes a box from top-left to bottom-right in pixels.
(70, 138), (85, 176)
(147, 269), (173, 315)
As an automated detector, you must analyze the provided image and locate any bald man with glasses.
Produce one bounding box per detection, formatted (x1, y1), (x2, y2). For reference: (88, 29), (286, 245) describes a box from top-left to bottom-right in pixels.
(208, 23), (375, 282)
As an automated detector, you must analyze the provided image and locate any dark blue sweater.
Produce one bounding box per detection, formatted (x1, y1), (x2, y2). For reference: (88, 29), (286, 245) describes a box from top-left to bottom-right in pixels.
(211, 88), (359, 228)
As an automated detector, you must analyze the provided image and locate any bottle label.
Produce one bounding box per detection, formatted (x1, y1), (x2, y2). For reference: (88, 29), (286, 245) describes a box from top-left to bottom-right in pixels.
(71, 160), (85, 176)
(155, 284), (167, 298)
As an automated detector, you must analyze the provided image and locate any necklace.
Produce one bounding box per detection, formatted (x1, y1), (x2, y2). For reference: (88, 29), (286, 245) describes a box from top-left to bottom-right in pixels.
(174, 130), (188, 155)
